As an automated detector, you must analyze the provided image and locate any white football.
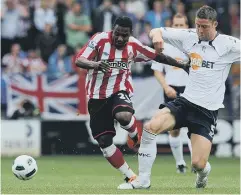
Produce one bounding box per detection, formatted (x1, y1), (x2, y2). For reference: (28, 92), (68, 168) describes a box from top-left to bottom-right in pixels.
(12, 155), (38, 180)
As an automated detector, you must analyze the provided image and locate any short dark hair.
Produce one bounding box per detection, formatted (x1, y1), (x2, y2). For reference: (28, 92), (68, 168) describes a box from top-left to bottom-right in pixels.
(173, 13), (188, 25)
(196, 5), (217, 22)
(113, 16), (133, 31)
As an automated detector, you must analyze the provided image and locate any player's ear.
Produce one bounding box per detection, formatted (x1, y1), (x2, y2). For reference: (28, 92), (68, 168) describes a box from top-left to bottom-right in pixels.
(213, 21), (218, 28)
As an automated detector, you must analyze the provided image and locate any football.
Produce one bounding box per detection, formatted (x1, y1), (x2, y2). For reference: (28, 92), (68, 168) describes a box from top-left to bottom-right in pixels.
(12, 155), (38, 180)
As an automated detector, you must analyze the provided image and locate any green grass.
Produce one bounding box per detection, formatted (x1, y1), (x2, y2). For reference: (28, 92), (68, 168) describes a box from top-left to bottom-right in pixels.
(1, 155), (240, 194)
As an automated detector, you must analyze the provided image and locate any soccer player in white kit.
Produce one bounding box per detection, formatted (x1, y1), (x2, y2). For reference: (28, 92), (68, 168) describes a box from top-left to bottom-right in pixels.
(118, 5), (240, 189)
(151, 13), (192, 174)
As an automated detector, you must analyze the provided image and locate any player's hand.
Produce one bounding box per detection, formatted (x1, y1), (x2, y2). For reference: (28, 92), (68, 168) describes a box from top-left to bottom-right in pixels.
(151, 31), (164, 53)
(164, 86), (177, 98)
(95, 61), (110, 73)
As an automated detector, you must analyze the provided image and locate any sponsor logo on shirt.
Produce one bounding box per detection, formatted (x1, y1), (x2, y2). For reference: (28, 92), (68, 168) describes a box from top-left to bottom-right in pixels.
(103, 60), (129, 70)
(190, 53), (214, 70)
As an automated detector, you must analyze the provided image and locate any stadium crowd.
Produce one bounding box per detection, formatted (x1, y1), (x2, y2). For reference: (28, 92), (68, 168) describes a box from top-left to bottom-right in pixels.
(1, 0), (240, 119)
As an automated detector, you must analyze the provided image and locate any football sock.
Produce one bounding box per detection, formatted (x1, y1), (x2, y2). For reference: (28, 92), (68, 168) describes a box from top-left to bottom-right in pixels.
(120, 116), (138, 138)
(169, 134), (186, 166)
(101, 144), (135, 178)
(138, 128), (157, 184)
(196, 162), (211, 178)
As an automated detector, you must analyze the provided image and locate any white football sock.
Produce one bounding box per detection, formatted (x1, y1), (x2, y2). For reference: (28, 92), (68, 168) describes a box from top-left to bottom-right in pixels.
(197, 162), (211, 178)
(138, 129), (157, 185)
(118, 162), (136, 179)
(169, 134), (185, 166)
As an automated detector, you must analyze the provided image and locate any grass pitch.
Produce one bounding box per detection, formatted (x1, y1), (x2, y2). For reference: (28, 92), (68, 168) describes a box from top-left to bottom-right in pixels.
(1, 155), (240, 194)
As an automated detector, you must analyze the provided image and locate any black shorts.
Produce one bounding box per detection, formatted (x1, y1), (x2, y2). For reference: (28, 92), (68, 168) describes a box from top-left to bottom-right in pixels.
(159, 96), (218, 142)
(88, 91), (134, 139)
(164, 85), (185, 103)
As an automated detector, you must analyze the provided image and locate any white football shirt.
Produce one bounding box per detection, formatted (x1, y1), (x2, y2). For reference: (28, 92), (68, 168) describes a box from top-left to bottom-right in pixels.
(151, 43), (189, 87)
(160, 27), (240, 110)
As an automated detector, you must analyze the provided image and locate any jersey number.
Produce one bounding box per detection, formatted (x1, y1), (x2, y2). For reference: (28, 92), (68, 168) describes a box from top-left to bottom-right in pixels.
(118, 93), (131, 103)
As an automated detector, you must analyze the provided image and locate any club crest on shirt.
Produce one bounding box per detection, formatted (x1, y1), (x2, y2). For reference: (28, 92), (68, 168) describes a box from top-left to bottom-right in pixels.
(88, 40), (97, 49)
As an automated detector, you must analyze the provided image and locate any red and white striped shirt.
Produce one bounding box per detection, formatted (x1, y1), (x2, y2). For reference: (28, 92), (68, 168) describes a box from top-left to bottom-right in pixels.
(77, 31), (157, 99)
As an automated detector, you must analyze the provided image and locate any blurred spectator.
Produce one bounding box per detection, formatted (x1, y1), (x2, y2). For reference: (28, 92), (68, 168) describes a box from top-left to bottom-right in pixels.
(138, 22), (152, 47)
(10, 99), (40, 120)
(92, 0), (117, 33)
(16, 0), (32, 51)
(82, 0), (102, 17)
(65, 2), (92, 49)
(144, 0), (171, 28)
(1, 0), (20, 57)
(35, 23), (59, 63)
(47, 44), (73, 78)
(22, 50), (47, 75)
(165, 19), (172, 27)
(55, 0), (72, 44)
(175, 1), (192, 27)
(229, 3), (240, 38)
(2, 44), (26, 74)
(163, 0), (175, 16)
(118, 0), (137, 23)
(126, 0), (147, 20)
(34, 0), (57, 32)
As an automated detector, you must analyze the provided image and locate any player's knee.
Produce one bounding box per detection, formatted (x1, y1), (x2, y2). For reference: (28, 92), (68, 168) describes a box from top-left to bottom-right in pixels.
(115, 112), (132, 126)
(192, 158), (207, 170)
(148, 115), (168, 134)
(170, 129), (180, 137)
(96, 134), (113, 149)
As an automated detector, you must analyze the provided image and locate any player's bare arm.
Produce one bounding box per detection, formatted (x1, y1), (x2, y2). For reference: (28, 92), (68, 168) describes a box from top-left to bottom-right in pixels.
(75, 57), (110, 73)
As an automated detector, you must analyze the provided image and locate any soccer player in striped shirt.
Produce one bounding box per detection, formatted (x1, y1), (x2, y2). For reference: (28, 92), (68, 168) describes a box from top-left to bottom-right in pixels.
(75, 16), (189, 183)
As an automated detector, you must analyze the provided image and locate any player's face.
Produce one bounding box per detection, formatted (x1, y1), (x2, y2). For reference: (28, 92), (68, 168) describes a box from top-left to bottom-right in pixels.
(112, 25), (131, 49)
(172, 18), (188, 29)
(195, 18), (217, 41)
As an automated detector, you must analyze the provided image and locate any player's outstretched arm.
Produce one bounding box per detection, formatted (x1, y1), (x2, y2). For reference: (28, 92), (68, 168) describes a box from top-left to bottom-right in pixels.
(149, 27), (191, 52)
(153, 53), (190, 72)
(75, 57), (110, 73)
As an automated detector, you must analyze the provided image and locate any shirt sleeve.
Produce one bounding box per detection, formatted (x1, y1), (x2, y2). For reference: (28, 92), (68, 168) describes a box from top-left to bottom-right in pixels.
(160, 28), (195, 51)
(131, 37), (157, 62)
(226, 37), (240, 65)
(76, 33), (101, 60)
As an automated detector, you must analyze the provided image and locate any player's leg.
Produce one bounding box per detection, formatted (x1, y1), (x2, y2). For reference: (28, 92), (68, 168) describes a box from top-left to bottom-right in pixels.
(118, 97), (187, 189)
(118, 107), (177, 189)
(112, 91), (141, 148)
(188, 109), (218, 188)
(138, 108), (176, 184)
(96, 134), (136, 180)
(169, 129), (187, 173)
(191, 133), (212, 188)
(88, 98), (136, 180)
